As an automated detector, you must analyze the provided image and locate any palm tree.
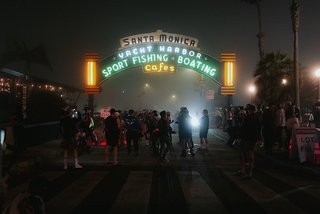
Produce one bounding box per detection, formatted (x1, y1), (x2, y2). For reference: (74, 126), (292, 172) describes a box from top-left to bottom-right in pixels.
(242, 0), (264, 60)
(254, 51), (294, 105)
(0, 39), (53, 119)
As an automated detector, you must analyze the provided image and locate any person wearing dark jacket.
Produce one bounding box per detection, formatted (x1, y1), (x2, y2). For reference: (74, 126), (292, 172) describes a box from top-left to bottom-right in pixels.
(124, 109), (140, 156)
(158, 111), (170, 161)
(237, 104), (261, 178)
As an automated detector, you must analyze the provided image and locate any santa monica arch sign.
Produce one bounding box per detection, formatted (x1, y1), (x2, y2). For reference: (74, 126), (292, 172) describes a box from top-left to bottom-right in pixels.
(85, 30), (235, 96)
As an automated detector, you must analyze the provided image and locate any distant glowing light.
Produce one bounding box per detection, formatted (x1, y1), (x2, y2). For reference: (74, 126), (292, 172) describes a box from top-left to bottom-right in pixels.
(281, 78), (288, 85)
(248, 84), (256, 94)
(190, 117), (199, 128)
(315, 69), (320, 78)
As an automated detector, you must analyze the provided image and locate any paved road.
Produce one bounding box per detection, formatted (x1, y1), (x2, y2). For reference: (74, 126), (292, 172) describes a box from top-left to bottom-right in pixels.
(4, 132), (320, 214)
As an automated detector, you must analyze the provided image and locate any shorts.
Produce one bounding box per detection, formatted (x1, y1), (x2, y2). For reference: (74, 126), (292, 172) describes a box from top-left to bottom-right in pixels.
(106, 137), (119, 147)
(61, 137), (77, 150)
(239, 139), (257, 151)
(199, 130), (208, 138)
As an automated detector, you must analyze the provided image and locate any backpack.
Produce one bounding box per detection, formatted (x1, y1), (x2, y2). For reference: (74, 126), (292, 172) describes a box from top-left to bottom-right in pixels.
(2, 192), (35, 214)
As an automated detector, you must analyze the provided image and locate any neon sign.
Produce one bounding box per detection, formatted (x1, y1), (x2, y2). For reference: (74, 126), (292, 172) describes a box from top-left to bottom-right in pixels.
(144, 62), (175, 73)
(119, 30), (199, 48)
(101, 44), (220, 81)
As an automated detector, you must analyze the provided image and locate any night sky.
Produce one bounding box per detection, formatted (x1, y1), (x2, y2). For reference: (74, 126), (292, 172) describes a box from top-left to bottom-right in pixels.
(1, 0), (320, 114)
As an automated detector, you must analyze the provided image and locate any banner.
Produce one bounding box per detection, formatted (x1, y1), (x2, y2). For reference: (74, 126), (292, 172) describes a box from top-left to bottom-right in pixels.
(295, 128), (317, 163)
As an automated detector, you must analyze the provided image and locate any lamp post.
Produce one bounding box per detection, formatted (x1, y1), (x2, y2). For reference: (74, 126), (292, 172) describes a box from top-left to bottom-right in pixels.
(248, 84), (256, 104)
(315, 69), (320, 103)
(291, 0), (301, 110)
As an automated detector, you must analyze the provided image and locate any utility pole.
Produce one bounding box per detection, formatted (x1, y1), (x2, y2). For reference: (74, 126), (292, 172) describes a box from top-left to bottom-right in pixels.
(291, 0), (301, 110)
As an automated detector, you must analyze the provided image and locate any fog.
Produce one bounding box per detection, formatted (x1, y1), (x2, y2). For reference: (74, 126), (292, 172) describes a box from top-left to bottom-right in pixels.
(91, 66), (219, 117)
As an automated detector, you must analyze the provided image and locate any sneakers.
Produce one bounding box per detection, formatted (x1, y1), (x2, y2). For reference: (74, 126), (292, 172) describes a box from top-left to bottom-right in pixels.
(75, 163), (83, 169)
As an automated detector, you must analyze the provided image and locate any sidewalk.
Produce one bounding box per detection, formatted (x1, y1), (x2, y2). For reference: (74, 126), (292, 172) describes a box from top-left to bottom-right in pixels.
(3, 129), (320, 178)
(209, 128), (320, 178)
(3, 140), (61, 175)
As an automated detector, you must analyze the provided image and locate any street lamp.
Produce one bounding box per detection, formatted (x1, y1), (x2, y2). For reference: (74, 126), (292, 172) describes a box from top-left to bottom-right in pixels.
(281, 78), (288, 86)
(248, 84), (256, 104)
(315, 69), (320, 102)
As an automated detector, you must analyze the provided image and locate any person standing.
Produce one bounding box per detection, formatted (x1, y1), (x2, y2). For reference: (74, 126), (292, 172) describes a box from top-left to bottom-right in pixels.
(199, 109), (209, 151)
(104, 108), (121, 165)
(312, 103), (320, 128)
(275, 103), (287, 150)
(237, 104), (261, 178)
(180, 107), (194, 157)
(149, 110), (160, 155)
(261, 104), (276, 155)
(158, 110), (170, 161)
(60, 108), (82, 170)
(124, 109), (140, 156)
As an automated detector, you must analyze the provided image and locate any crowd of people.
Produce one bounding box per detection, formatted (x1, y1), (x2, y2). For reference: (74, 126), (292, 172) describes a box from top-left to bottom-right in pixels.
(2, 100), (314, 211)
(102, 107), (210, 165)
(59, 106), (210, 168)
(223, 102), (304, 178)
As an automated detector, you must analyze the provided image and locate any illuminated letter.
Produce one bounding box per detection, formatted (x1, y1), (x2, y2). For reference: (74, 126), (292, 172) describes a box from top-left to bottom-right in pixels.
(203, 65), (211, 73)
(159, 62), (164, 71)
(160, 34), (167, 42)
(132, 56), (138, 64)
(147, 46), (152, 52)
(163, 54), (168, 61)
(118, 52), (124, 59)
(125, 50), (131, 57)
(183, 57), (190, 65)
(145, 65), (151, 71)
(159, 46), (165, 52)
(141, 55), (147, 63)
(133, 48), (138, 55)
(123, 38), (130, 47)
(123, 59), (128, 67)
(140, 47), (146, 54)
(112, 64), (119, 71)
(210, 68), (216, 76)
(118, 61), (125, 69)
(182, 49), (187, 55)
(189, 60), (196, 67)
